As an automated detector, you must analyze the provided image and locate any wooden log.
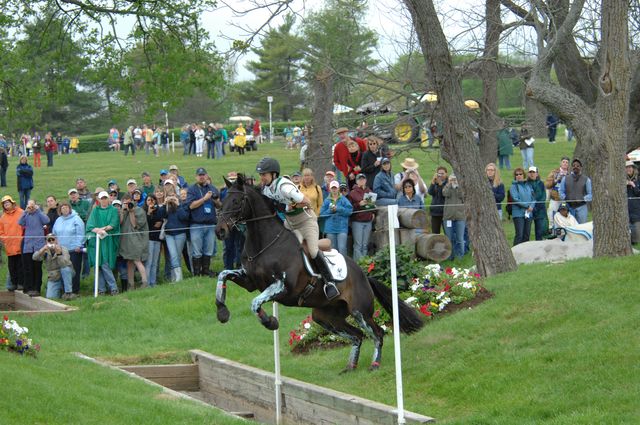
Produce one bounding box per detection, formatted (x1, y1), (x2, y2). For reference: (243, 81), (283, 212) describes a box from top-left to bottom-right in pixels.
(398, 229), (417, 254)
(397, 208), (427, 229)
(372, 229), (400, 250)
(415, 233), (452, 262)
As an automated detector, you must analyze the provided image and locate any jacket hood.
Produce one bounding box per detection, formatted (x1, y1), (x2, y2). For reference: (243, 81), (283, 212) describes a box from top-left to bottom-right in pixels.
(60, 209), (79, 220)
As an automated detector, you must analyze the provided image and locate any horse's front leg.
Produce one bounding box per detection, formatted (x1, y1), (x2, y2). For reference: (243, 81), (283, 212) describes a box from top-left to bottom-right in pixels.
(251, 272), (286, 331)
(216, 268), (247, 323)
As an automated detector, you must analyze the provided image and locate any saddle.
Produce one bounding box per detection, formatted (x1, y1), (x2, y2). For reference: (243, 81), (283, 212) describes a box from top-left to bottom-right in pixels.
(301, 239), (348, 282)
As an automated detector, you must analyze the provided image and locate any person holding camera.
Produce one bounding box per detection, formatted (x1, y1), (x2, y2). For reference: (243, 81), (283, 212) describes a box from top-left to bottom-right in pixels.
(119, 193), (149, 289)
(186, 167), (220, 277)
(33, 234), (75, 300)
(19, 199), (50, 297)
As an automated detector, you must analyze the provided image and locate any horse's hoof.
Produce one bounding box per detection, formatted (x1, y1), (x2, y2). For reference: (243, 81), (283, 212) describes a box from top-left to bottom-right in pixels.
(368, 362), (380, 371)
(217, 305), (230, 323)
(339, 364), (357, 374)
(265, 316), (279, 331)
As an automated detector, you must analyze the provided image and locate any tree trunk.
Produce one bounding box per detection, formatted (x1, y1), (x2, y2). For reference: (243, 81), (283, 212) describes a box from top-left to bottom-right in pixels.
(478, 0), (502, 166)
(403, 0), (517, 277)
(307, 68), (336, 183)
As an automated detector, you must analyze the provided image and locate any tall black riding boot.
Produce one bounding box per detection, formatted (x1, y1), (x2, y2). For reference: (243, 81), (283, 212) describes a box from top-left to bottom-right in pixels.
(201, 255), (215, 277)
(120, 278), (129, 292)
(313, 253), (340, 300)
(191, 257), (202, 277)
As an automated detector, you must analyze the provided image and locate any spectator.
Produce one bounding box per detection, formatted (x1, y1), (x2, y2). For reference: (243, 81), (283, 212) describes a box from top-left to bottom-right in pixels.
(16, 155), (34, 209)
(0, 146), (8, 187)
(234, 123), (247, 156)
(553, 202), (578, 229)
(497, 126), (513, 170)
(394, 158), (424, 195)
(360, 136), (383, 190)
(527, 166), (548, 240)
(321, 170), (335, 200)
(186, 167), (220, 276)
(0, 195), (24, 291)
(545, 156), (571, 228)
(44, 132), (57, 167)
(68, 188), (91, 222)
(347, 173), (375, 261)
(140, 172), (155, 197)
(485, 163), (505, 220)
(86, 191), (120, 295)
(123, 126), (135, 156)
(180, 125), (190, 155)
(333, 127), (367, 183)
(33, 233), (75, 300)
(44, 195), (59, 234)
(428, 166), (448, 234)
(443, 174), (466, 260)
(219, 172), (245, 270)
(213, 124), (225, 159)
(298, 168), (323, 215)
(133, 125), (143, 149)
(373, 158), (397, 206)
(320, 180), (353, 257)
(205, 123), (216, 159)
(169, 165), (187, 189)
(510, 168), (535, 246)
(194, 124), (205, 157)
(75, 178), (92, 201)
(559, 159), (592, 224)
(546, 113), (559, 143)
(19, 199), (49, 297)
(397, 179), (424, 209)
(144, 195), (164, 287)
(32, 132), (42, 167)
(69, 136), (80, 153)
(519, 125), (535, 169)
(164, 191), (190, 282)
(626, 160), (640, 244)
(119, 194), (149, 289)
(159, 127), (169, 154)
(52, 201), (85, 294)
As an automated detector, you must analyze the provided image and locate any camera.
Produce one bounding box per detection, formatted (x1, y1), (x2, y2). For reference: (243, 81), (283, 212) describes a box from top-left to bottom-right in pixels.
(47, 243), (55, 249)
(127, 202), (134, 209)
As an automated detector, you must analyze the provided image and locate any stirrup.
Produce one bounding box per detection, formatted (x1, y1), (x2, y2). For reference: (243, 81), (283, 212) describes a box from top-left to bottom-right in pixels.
(324, 282), (340, 300)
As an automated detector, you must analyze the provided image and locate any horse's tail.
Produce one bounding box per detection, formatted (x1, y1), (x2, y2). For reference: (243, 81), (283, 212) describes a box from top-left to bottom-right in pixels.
(368, 277), (424, 334)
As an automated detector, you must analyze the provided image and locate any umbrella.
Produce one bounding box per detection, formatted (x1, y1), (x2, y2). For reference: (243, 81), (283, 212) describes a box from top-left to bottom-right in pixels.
(229, 116), (253, 122)
(333, 104), (354, 114)
(356, 102), (391, 114)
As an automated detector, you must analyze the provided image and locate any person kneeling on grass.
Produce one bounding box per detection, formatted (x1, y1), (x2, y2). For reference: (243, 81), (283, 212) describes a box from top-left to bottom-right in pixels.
(33, 233), (76, 300)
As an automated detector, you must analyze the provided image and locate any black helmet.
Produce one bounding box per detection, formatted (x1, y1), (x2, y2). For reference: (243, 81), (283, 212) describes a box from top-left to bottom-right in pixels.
(256, 157), (280, 175)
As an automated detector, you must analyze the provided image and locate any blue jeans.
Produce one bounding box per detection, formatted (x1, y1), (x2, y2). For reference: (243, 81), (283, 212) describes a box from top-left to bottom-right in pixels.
(444, 220), (466, 259)
(376, 198), (398, 207)
(513, 217), (532, 246)
(166, 233), (187, 269)
(223, 228), (245, 269)
(182, 140), (189, 155)
(19, 189), (31, 209)
(326, 232), (348, 257)
(144, 240), (161, 286)
(521, 148), (534, 169)
(351, 221), (372, 261)
(45, 266), (74, 298)
(498, 155), (511, 170)
(569, 204), (589, 224)
(190, 224), (216, 258)
(214, 141), (224, 159)
(97, 263), (118, 293)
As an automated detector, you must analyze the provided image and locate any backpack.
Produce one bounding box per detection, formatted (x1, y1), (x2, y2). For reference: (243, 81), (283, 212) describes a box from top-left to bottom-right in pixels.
(506, 190), (513, 218)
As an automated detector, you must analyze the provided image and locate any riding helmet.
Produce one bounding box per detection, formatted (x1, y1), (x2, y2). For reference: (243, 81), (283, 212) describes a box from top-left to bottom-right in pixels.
(256, 157), (280, 175)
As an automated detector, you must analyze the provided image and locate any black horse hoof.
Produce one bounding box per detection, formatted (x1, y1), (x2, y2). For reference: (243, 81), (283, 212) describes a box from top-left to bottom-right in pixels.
(264, 316), (279, 331)
(217, 305), (230, 323)
(368, 362), (380, 371)
(339, 364), (357, 374)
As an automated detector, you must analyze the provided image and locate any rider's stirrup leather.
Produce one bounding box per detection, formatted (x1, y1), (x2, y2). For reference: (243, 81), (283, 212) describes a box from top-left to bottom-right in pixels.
(324, 282), (340, 300)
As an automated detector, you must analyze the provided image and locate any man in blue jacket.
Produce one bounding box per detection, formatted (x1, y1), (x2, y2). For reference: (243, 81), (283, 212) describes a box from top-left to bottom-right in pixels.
(186, 167), (220, 277)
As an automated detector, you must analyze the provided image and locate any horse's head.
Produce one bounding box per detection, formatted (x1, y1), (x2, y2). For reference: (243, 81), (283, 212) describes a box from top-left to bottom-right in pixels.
(215, 174), (250, 240)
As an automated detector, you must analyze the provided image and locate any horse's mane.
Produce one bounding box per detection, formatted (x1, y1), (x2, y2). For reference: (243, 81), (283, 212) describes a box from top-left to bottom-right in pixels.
(234, 174), (276, 216)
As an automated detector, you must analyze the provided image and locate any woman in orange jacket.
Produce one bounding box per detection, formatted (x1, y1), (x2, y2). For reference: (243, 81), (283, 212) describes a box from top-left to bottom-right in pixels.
(0, 195), (24, 291)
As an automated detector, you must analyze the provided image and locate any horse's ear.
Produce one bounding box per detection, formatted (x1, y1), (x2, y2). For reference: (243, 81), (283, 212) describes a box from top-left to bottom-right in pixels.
(223, 177), (232, 188)
(237, 173), (246, 188)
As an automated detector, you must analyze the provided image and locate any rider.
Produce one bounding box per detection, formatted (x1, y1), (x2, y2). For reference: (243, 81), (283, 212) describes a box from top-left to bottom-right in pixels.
(256, 157), (340, 300)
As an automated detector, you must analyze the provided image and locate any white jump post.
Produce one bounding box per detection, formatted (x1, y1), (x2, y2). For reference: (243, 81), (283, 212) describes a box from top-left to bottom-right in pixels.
(273, 302), (282, 425)
(93, 235), (101, 298)
(387, 204), (406, 425)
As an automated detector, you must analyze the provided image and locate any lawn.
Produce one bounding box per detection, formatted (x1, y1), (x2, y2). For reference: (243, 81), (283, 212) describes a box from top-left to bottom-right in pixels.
(2, 132), (638, 424)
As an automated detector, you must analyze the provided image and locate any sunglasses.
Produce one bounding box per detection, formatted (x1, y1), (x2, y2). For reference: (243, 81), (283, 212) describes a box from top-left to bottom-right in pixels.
(515, 173), (524, 176)
(46, 238), (56, 242)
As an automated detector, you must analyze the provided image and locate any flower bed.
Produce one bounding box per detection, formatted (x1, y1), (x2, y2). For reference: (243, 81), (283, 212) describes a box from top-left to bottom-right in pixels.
(1, 315), (40, 357)
(289, 263), (490, 353)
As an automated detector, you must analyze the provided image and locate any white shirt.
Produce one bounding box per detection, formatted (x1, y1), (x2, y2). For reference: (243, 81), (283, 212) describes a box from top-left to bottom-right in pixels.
(195, 129), (205, 142)
(262, 176), (304, 212)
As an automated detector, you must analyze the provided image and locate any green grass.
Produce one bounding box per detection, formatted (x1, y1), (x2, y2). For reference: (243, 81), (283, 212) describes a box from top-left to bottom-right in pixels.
(3, 130), (638, 423)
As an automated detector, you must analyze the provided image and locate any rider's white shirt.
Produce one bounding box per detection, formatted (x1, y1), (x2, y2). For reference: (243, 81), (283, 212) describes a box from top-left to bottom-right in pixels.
(262, 176), (304, 211)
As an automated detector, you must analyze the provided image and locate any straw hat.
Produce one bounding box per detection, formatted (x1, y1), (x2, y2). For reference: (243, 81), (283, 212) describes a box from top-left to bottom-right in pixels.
(400, 158), (419, 169)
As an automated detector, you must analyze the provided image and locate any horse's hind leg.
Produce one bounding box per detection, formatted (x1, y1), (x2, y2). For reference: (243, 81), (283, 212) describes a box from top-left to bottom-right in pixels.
(312, 307), (364, 373)
(251, 273), (286, 331)
(351, 311), (385, 371)
(215, 268), (247, 323)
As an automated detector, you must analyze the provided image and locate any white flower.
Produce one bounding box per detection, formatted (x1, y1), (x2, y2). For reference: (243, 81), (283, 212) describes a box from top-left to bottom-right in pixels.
(410, 282), (421, 292)
(300, 334), (305, 340)
(438, 297), (450, 311)
(457, 281), (474, 289)
(303, 322), (311, 329)
(436, 291), (447, 300)
(380, 324), (388, 332)
(405, 296), (418, 306)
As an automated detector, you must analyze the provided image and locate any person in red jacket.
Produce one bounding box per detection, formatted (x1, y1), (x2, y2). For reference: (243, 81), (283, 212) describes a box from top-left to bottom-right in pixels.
(332, 127), (367, 183)
(44, 132), (58, 167)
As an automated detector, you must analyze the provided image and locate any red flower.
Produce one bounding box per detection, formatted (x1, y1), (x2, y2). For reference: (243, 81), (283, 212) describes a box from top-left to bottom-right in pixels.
(474, 273), (481, 278)
(444, 284), (451, 292)
(2, 315), (8, 322)
(367, 262), (375, 273)
(373, 309), (380, 318)
(419, 305), (432, 317)
(445, 267), (453, 275)
(288, 338), (294, 345)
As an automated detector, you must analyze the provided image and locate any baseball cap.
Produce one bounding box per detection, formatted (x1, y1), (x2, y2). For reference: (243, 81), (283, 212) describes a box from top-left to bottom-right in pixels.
(98, 191), (109, 199)
(339, 183), (348, 189)
(292, 171), (301, 177)
(163, 179), (175, 186)
(335, 127), (349, 134)
(558, 202), (568, 210)
(196, 167), (207, 175)
(381, 158), (391, 164)
(528, 166), (538, 173)
(108, 179), (117, 185)
(169, 165), (179, 171)
(126, 179), (137, 185)
(356, 173), (366, 180)
(329, 180), (340, 189)
(325, 171), (336, 177)
(160, 169), (169, 175)
(112, 199), (122, 206)
(68, 188), (78, 195)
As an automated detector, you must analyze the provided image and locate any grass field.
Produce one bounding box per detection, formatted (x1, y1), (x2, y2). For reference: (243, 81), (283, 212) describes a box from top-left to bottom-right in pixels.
(2, 132), (639, 424)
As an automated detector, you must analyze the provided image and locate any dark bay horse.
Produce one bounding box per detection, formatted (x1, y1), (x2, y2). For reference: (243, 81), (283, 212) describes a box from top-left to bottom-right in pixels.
(214, 175), (424, 371)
